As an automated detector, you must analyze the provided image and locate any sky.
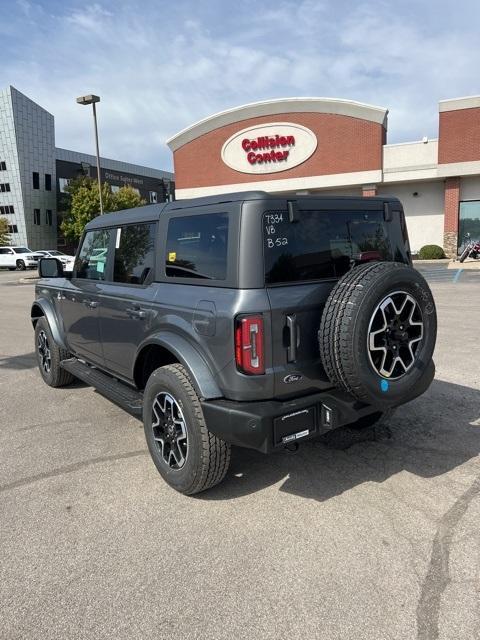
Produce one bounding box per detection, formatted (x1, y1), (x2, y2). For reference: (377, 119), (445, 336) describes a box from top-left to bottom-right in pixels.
(2, 0), (480, 171)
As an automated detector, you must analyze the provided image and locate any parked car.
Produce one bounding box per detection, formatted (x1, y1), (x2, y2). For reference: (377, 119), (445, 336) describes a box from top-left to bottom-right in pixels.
(31, 193), (437, 495)
(33, 250), (75, 272)
(0, 246), (37, 270)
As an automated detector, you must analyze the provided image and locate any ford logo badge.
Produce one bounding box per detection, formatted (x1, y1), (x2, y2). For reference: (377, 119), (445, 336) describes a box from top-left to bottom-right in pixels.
(283, 373), (302, 384)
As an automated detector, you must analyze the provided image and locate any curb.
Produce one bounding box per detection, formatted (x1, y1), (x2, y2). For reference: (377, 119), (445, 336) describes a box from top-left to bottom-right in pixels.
(447, 260), (480, 270)
(412, 259), (450, 265)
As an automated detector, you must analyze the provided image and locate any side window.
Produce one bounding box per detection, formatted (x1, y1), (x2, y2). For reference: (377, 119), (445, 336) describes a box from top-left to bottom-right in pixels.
(166, 213), (229, 280)
(113, 223), (156, 285)
(74, 229), (112, 281)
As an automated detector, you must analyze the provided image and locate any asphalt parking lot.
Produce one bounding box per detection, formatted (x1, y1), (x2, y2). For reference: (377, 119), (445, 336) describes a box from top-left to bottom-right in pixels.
(0, 266), (479, 640)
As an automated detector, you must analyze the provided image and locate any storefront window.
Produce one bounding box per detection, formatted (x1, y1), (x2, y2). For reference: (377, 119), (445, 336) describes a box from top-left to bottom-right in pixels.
(459, 201), (480, 250)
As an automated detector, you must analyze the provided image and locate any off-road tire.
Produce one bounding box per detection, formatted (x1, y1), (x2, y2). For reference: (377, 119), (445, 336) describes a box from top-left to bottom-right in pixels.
(143, 364), (231, 495)
(319, 262), (436, 409)
(34, 317), (75, 387)
(16, 260), (26, 271)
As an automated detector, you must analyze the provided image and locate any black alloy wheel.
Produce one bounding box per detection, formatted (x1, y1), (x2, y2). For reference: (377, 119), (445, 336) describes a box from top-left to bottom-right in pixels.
(37, 329), (52, 374)
(151, 391), (188, 470)
(367, 291), (423, 379)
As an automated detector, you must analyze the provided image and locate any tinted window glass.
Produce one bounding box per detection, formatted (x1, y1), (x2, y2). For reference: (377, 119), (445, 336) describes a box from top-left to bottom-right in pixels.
(113, 223), (156, 285)
(45, 174), (52, 191)
(264, 210), (391, 284)
(166, 213), (229, 280)
(74, 229), (112, 280)
(13, 247), (30, 253)
(33, 172), (39, 189)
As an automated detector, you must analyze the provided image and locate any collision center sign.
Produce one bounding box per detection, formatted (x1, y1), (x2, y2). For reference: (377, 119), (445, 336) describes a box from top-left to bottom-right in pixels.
(221, 122), (318, 174)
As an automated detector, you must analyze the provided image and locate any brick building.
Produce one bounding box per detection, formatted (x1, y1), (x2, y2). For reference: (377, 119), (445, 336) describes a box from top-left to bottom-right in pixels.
(167, 96), (480, 256)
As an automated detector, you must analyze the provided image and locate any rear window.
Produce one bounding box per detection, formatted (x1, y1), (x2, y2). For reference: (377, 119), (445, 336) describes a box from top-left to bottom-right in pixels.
(264, 210), (391, 284)
(166, 213), (229, 280)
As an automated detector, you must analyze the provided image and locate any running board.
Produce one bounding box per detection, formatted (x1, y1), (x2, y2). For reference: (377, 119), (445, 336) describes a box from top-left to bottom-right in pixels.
(61, 358), (143, 416)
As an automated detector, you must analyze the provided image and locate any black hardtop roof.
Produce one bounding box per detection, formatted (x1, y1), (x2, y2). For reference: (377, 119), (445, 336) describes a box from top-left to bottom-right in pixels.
(85, 192), (402, 230)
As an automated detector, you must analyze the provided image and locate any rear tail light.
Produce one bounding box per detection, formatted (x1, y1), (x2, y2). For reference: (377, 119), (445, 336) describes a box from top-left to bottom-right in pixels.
(235, 315), (265, 375)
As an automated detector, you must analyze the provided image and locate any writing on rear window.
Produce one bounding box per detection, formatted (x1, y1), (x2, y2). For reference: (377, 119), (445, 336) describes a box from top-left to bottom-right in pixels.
(264, 210), (392, 284)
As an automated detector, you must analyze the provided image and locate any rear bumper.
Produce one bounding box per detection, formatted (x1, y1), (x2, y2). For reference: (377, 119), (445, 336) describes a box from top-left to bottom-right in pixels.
(201, 389), (381, 453)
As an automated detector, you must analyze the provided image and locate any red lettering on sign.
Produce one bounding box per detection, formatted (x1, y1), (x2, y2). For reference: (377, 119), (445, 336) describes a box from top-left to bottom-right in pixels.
(246, 149), (291, 165)
(241, 133), (295, 163)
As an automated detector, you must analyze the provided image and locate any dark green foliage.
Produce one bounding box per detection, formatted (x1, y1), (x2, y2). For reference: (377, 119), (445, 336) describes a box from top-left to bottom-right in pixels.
(418, 245), (446, 260)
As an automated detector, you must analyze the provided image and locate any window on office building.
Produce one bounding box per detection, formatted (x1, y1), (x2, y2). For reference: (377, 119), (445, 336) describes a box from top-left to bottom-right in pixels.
(0, 161), (6, 171)
(46, 209), (52, 226)
(34, 209), (41, 225)
(45, 174), (52, 191)
(58, 178), (70, 193)
(33, 172), (40, 189)
(0, 183), (10, 192)
(8, 224), (18, 233)
(0, 205), (14, 215)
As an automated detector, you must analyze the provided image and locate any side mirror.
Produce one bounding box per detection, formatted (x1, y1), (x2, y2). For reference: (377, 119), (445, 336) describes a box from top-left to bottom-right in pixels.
(39, 257), (64, 278)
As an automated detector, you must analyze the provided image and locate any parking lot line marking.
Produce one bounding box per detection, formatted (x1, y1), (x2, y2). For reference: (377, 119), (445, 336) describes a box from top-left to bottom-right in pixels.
(453, 269), (463, 283)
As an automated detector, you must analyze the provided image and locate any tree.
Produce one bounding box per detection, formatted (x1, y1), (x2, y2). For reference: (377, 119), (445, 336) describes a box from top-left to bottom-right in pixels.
(114, 185), (147, 212)
(60, 176), (146, 241)
(0, 217), (10, 246)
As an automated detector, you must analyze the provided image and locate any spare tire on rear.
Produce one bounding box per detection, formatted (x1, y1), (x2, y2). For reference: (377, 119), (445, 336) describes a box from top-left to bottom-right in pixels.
(318, 261), (436, 410)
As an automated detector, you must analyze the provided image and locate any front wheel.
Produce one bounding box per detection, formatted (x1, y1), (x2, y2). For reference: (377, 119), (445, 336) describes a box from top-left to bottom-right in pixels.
(34, 318), (74, 387)
(459, 247), (470, 263)
(16, 260), (26, 271)
(143, 364), (231, 495)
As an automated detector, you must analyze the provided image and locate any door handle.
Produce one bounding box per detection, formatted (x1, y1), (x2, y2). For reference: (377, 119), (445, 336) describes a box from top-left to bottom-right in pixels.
(286, 314), (299, 362)
(126, 307), (147, 319)
(84, 300), (99, 309)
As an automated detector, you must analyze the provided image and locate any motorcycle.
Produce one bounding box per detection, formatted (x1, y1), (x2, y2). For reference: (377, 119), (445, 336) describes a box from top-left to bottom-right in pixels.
(459, 233), (480, 263)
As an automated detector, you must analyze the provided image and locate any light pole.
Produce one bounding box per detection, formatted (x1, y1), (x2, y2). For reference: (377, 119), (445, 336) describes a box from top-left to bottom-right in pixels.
(76, 94), (104, 215)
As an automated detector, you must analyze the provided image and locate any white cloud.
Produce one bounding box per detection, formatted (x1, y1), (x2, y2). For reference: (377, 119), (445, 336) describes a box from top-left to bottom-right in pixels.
(2, 0), (480, 170)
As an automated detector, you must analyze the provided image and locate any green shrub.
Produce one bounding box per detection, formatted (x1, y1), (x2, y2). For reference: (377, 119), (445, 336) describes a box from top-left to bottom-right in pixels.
(418, 244), (446, 260)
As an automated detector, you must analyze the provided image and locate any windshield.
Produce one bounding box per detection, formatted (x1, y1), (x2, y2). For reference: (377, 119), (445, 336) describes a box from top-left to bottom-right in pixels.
(48, 251), (63, 256)
(264, 210), (392, 284)
(13, 247), (31, 254)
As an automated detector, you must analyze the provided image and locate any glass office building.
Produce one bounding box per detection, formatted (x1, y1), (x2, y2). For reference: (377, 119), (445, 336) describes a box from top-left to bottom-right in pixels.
(0, 86), (174, 250)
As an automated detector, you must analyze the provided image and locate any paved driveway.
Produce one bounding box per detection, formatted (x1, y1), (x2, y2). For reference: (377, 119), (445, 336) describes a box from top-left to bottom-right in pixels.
(0, 269), (479, 640)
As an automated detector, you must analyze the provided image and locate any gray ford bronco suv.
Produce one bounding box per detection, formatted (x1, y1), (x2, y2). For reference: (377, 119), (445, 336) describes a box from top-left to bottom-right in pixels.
(32, 192), (437, 494)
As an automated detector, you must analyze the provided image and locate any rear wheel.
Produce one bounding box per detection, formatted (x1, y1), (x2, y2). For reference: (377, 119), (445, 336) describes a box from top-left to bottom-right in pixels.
(143, 364), (231, 495)
(16, 260), (26, 271)
(34, 317), (74, 387)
